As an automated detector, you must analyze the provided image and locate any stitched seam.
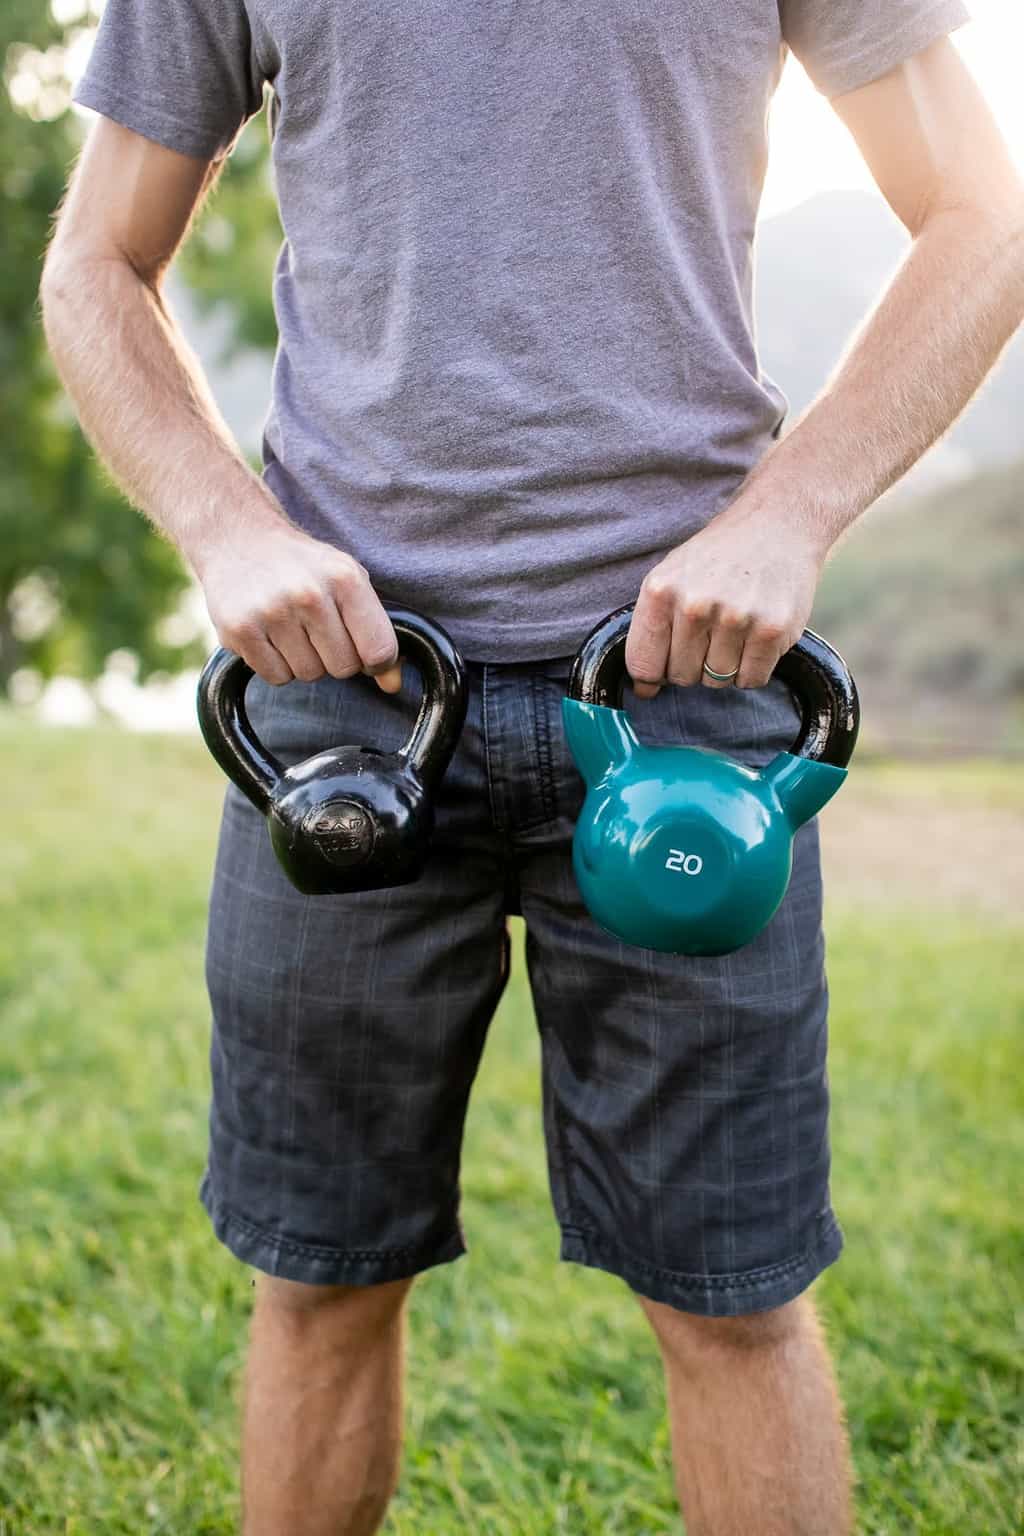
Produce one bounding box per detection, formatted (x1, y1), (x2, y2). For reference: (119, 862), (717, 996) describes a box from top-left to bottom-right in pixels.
(530, 672), (557, 827)
(480, 664), (504, 833)
(74, 76), (242, 152)
(211, 1200), (461, 1263)
(561, 1213), (839, 1291)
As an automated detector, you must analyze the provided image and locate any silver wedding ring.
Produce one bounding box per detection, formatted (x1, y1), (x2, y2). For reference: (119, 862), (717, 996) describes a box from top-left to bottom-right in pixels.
(702, 661), (740, 683)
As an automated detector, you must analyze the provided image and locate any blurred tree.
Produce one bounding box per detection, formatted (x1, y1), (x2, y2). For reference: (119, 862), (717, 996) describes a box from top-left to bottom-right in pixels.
(0, 0), (278, 697)
(178, 112), (280, 356)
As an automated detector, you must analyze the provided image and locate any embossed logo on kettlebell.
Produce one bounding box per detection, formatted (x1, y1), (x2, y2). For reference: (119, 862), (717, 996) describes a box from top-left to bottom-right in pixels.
(303, 799), (375, 868)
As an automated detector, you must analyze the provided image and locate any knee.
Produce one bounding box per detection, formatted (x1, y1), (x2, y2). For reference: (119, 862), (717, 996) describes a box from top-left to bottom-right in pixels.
(255, 1273), (414, 1344)
(639, 1292), (811, 1372)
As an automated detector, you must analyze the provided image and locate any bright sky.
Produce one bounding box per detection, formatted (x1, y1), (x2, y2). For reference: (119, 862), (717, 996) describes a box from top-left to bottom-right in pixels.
(763, 0), (1024, 215)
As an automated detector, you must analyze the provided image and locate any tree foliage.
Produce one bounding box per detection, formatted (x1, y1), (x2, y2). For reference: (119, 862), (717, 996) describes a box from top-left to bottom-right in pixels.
(179, 107), (280, 357)
(0, 2), (279, 694)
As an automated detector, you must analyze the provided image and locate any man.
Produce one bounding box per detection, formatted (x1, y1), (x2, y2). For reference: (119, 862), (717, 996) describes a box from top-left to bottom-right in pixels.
(40, 1), (1022, 1531)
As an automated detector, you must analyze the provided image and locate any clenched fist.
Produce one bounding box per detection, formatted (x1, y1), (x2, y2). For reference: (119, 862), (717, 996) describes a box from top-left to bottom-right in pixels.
(625, 499), (828, 698)
(194, 521), (402, 691)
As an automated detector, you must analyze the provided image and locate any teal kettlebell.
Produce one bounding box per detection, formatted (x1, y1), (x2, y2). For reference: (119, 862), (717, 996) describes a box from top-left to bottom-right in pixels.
(562, 605), (859, 957)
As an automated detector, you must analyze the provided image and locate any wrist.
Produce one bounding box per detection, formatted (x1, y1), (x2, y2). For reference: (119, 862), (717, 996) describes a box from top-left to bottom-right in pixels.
(743, 415), (873, 552)
(719, 479), (839, 566)
(185, 491), (302, 580)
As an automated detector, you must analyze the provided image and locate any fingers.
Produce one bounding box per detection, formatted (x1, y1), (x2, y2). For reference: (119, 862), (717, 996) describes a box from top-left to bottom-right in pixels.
(290, 576), (359, 682)
(698, 609), (747, 690)
(692, 612), (792, 691)
(626, 580), (794, 697)
(666, 602), (713, 687)
(225, 624), (295, 687)
(268, 616), (329, 682)
(328, 559), (402, 692)
(214, 545), (403, 690)
(625, 575), (674, 699)
(699, 613), (793, 690)
(735, 618), (790, 689)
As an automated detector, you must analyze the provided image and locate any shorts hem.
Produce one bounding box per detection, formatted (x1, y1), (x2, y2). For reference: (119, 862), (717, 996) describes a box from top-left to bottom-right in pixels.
(558, 1211), (844, 1317)
(199, 1174), (467, 1286)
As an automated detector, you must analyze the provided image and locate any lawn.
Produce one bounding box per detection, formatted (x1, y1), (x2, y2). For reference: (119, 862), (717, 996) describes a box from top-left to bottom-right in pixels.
(0, 719), (1021, 1534)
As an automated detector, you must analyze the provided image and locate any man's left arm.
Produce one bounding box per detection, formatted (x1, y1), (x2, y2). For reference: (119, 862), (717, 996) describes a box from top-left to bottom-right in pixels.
(626, 35), (1024, 698)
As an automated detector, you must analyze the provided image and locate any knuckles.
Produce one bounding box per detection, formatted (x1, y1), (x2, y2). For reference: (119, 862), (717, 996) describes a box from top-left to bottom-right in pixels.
(326, 653), (362, 680)
(290, 584), (326, 618)
(330, 558), (366, 597)
(751, 616), (788, 645)
(362, 642), (400, 672)
(639, 571), (674, 608)
(715, 606), (750, 633)
(638, 579), (795, 645)
(218, 616), (261, 654)
(291, 660), (328, 683)
(628, 565), (803, 694)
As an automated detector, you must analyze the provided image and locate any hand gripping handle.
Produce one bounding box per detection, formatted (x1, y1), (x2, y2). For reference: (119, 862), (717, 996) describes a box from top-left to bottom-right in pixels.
(196, 607), (469, 812)
(566, 603), (859, 769)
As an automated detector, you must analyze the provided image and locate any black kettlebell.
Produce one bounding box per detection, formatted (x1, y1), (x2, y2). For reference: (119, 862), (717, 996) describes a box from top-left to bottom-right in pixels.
(196, 607), (468, 895)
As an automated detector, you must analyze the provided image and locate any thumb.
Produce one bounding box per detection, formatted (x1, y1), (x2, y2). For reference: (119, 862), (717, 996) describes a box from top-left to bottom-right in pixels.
(373, 662), (403, 694)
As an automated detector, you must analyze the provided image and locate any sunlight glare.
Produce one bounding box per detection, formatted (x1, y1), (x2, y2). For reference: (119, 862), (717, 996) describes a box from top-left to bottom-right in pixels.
(763, 0), (1024, 217)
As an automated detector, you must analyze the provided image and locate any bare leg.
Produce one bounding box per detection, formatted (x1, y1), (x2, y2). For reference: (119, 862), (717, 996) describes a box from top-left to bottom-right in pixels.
(242, 1274), (413, 1536)
(640, 1294), (853, 1536)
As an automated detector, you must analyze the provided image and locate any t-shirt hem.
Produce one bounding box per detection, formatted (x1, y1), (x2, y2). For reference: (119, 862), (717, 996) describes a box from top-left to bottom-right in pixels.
(806, 1), (971, 99)
(71, 74), (243, 160)
(428, 612), (621, 664)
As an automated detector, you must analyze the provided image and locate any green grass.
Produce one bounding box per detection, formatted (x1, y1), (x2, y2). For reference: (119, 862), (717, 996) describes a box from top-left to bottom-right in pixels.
(839, 755), (1024, 810)
(0, 722), (1021, 1534)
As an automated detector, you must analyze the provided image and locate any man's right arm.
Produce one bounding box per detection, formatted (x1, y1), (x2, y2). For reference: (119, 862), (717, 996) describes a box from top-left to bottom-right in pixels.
(39, 116), (401, 690)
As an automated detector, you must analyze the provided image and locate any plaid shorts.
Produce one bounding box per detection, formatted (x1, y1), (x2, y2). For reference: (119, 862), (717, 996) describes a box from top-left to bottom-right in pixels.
(200, 654), (842, 1317)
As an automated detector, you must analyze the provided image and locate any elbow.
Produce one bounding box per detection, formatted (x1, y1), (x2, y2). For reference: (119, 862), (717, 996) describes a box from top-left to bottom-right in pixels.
(975, 176), (1024, 253)
(919, 180), (1024, 306)
(989, 177), (1024, 249)
(1011, 191), (1024, 272)
(38, 240), (120, 349)
(38, 242), (78, 343)
(991, 184), (1024, 309)
(914, 155), (1024, 242)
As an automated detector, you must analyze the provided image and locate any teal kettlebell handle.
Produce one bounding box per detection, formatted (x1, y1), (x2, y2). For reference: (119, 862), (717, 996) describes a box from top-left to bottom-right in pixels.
(566, 604), (859, 768)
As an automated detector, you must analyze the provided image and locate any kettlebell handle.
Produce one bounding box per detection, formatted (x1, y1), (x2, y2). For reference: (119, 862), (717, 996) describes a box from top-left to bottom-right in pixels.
(566, 604), (859, 769)
(197, 606), (468, 813)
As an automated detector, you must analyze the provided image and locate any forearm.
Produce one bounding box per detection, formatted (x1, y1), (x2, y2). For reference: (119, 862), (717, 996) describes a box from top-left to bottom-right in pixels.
(40, 118), (397, 692)
(39, 251), (291, 570)
(627, 199), (1024, 693)
(738, 202), (1024, 552)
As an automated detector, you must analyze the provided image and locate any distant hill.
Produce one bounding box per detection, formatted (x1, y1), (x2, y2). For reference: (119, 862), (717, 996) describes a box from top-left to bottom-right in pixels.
(811, 458), (1024, 751)
(756, 190), (1024, 489)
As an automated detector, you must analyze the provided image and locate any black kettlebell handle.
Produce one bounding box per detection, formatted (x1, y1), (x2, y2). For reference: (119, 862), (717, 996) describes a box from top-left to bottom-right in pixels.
(567, 603), (859, 769)
(197, 606), (468, 813)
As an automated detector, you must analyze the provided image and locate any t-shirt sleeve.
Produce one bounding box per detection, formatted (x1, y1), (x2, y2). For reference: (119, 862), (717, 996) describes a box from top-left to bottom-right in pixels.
(780, 0), (971, 100)
(71, 0), (266, 161)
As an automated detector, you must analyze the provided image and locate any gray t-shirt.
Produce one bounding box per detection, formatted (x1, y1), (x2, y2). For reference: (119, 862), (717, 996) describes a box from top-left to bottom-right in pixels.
(73, 0), (969, 660)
